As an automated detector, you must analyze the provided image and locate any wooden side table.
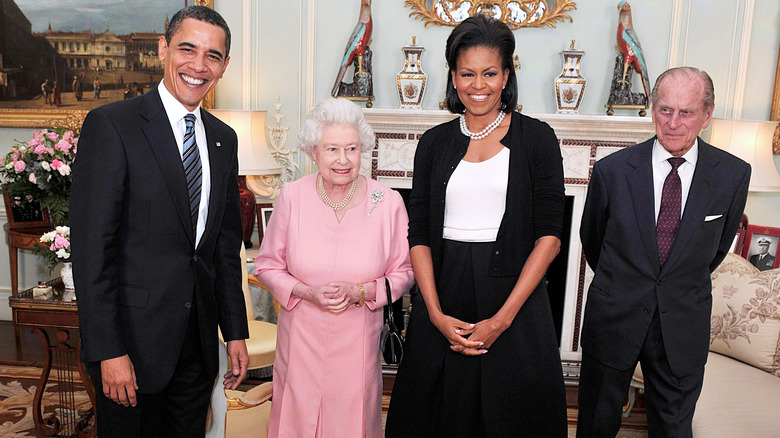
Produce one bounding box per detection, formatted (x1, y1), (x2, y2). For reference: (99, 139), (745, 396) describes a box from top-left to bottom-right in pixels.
(4, 223), (53, 344)
(9, 279), (96, 437)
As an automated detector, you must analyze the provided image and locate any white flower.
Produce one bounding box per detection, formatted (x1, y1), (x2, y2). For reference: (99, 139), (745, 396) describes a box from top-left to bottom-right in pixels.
(41, 161), (51, 171)
(57, 164), (71, 176)
(55, 226), (69, 234)
(5, 163), (13, 170)
(28, 173), (36, 183)
(41, 231), (57, 242)
(56, 248), (69, 259)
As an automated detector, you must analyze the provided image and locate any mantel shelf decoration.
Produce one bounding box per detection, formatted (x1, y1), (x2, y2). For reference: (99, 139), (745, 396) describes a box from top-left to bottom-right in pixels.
(404, 0), (577, 29)
(397, 36), (428, 109)
(554, 40), (586, 114)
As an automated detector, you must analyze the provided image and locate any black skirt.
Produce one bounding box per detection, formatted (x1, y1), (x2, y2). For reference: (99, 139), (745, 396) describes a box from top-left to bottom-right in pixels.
(386, 239), (567, 437)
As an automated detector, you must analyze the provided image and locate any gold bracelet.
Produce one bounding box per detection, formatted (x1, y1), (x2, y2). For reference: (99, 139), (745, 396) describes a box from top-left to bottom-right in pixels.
(356, 283), (365, 307)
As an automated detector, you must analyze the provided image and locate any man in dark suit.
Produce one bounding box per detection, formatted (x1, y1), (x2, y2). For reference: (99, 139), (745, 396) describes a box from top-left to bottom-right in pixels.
(577, 67), (751, 437)
(71, 6), (249, 436)
(749, 237), (775, 271)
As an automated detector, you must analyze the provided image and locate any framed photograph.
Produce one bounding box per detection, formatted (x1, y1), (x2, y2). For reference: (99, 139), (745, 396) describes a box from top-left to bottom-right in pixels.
(255, 203), (274, 243)
(730, 228), (748, 256)
(0, 0), (214, 128)
(741, 225), (780, 271)
(2, 189), (50, 229)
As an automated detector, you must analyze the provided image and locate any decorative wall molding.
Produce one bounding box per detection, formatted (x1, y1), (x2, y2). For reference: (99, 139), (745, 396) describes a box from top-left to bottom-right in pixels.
(666, 0), (684, 68)
(732, 0), (755, 119)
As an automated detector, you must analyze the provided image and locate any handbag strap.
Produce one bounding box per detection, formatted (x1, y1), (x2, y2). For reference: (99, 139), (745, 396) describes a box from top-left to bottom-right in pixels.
(384, 278), (396, 328)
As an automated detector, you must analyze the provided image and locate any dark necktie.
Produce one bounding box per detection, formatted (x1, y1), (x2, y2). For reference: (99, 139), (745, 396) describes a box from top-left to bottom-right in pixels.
(183, 114), (202, 238)
(657, 157), (685, 266)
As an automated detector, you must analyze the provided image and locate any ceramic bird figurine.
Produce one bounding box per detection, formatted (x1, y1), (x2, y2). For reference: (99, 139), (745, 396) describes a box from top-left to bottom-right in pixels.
(331, 0), (373, 97)
(617, 1), (650, 98)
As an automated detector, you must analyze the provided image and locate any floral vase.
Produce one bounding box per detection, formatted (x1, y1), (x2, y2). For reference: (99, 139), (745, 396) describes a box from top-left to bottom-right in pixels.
(60, 262), (76, 301)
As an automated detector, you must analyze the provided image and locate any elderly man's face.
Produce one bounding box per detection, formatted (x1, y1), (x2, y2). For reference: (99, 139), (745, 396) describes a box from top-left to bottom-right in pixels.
(759, 244), (770, 255)
(651, 74), (713, 157)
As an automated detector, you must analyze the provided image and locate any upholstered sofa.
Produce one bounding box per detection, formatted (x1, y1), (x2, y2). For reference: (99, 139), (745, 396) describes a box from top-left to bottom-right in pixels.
(632, 252), (780, 437)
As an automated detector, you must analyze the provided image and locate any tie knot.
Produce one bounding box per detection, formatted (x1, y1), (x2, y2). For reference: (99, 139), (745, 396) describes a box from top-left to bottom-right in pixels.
(668, 157), (685, 170)
(184, 114), (196, 129)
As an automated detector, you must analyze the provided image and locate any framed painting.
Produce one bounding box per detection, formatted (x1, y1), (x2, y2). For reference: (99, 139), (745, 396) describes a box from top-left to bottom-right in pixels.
(2, 189), (50, 229)
(741, 225), (780, 272)
(0, 0), (214, 129)
(256, 203), (274, 244)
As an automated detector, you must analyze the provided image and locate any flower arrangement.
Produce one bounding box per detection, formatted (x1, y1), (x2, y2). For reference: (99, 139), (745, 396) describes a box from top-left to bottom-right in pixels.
(0, 128), (77, 226)
(33, 226), (71, 273)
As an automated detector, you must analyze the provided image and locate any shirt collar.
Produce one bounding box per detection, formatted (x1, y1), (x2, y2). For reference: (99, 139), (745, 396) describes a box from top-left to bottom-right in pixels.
(652, 137), (699, 167)
(158, 81), (201, 126)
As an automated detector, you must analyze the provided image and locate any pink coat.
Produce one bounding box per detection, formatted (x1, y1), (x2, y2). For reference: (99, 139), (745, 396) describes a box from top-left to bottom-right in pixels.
(255, 174), (413, 438)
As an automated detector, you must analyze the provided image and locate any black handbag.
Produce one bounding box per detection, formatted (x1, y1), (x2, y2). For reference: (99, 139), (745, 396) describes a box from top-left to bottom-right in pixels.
(380, 278), (404, 365)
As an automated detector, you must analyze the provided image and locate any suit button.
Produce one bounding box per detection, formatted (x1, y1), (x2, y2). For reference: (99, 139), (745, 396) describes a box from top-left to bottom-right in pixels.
(193, 255), (199, 262)
(643, 308), (650, 314)
(495, 250), (500, 255)
(184, 302), (192, 309)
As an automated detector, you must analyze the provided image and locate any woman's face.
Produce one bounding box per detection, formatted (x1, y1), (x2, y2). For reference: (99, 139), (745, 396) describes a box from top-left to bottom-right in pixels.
(312, 123), (362, 188)
(451, 46), (509, 117)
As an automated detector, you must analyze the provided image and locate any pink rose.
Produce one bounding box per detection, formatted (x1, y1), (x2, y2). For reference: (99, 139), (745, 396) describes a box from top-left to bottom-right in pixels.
(29, 138), (42, 148)
(62, 131), (74, 142)
(54, 235), (70, 249)
(33, 130), (44, 141)
(50, 244), (56, 251)
(47, 132), (59, 142)
(14, 161), (25, 172)
(57, 164), (71, 176)
(55, 140), (71, 153)
(72, 138), (78, 146)
(50, 159), (62, 170)
(10, 151), (19, 161)
(34, 145), (47, 155)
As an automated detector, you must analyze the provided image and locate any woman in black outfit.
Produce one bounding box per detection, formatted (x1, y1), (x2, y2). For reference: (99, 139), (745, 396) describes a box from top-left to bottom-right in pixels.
(385, 15), (567, 437)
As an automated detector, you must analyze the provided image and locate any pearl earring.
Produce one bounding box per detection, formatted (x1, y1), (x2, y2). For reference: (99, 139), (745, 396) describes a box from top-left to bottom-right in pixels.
(453, 84), (456, 90)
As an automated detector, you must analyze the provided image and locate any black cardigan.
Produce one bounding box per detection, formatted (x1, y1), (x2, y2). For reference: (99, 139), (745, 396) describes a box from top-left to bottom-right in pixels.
(407, 112), (565, 278)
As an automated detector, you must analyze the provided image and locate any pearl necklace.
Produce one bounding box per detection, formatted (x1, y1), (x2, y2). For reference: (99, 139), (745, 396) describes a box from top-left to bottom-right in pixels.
(317, 174), (357, 211)
(459, 111), (505, 140)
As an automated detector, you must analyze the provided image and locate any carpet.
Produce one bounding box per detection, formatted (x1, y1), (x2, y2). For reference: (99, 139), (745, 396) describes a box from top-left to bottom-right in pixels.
(0, 363), (92, 437)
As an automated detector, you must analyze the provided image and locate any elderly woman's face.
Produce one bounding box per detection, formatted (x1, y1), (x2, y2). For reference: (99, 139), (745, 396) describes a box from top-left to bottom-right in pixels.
(451, 46), (508, 117)
(312, 123), (362, 188)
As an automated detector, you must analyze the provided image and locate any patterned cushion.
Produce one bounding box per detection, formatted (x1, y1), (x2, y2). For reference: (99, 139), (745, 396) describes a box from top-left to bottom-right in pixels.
(710, 253), (780, 376)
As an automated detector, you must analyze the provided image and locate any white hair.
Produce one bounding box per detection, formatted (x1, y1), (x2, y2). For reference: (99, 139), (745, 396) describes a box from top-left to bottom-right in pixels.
(298, 98), (375, 157)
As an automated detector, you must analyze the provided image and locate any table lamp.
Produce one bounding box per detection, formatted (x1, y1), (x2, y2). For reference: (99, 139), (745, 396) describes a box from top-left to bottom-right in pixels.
(210, 110), (281, 247)
(709, 119), (780, 192)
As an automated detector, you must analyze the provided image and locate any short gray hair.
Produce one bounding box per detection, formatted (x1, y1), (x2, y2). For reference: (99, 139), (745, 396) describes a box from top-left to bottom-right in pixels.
(298, 98), (375, 158)
(651, 66), (714, 109)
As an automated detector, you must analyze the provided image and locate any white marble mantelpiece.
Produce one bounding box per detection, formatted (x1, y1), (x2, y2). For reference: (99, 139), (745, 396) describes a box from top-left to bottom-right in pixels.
(362, 108), (656, 379)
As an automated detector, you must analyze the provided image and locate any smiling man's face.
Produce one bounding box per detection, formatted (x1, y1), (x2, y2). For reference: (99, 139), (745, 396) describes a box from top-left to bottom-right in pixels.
(158, 18), (230, 111)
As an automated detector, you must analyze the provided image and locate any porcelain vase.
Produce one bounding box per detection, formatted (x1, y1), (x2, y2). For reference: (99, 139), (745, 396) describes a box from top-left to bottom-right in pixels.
(61, 262), (76, 301)
(396, 36), (427, 109)
(554, 42), (587, 114)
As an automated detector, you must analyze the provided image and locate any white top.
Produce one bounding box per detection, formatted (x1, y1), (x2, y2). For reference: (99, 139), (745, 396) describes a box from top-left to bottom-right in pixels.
(158, 82), (211, 246)
(443, 147), (510, 242)
(652, 138), (697, 223)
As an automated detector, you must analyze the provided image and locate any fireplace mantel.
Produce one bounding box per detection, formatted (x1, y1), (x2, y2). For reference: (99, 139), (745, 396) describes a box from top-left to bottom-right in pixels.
(362, 108), (656, 380)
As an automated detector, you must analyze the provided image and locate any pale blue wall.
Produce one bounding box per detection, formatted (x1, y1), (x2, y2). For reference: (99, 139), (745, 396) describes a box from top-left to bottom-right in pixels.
(0, 0), (778, 319)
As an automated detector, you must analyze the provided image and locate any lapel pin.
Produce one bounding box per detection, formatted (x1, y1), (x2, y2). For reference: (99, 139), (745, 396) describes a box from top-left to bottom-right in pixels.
(216, 142), (222, 148)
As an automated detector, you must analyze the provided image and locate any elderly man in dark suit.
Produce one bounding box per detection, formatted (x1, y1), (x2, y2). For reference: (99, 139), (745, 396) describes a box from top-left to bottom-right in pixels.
(577, 67), (751, 437)
(71, 6), (249, 436)
(749, 237), (776, 271)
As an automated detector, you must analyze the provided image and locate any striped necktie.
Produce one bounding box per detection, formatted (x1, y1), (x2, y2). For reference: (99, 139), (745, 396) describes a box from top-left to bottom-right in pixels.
(656, 157), (685, 266)
(183, 114), (202, 237)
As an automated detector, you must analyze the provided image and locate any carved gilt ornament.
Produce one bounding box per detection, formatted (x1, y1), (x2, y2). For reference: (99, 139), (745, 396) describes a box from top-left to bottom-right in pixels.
(404, 0), (577, 29)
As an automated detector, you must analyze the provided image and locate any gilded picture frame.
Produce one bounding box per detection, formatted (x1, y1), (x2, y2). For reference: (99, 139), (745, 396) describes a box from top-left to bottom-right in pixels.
(404, 0), (577, 30)
(771, 44), (780, 154)
(0, 0), (214, 130)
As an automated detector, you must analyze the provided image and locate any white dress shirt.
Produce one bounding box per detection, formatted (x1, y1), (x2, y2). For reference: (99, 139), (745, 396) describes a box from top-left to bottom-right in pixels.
(158, 82), (211, 246)
(652, 138), (697, 224)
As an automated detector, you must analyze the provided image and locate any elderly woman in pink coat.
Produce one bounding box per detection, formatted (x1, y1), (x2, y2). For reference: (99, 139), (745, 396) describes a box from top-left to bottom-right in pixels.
(254, 98), (414, 438)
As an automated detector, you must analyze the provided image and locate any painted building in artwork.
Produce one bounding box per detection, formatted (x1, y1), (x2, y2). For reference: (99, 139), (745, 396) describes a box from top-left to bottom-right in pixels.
(42, 28), (127, 71)
(0, 0), (57, 98)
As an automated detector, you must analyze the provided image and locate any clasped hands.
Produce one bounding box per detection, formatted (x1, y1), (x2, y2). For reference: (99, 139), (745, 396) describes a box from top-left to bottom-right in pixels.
(432, 313), (510, 356)
(297, 282), (362, 313)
